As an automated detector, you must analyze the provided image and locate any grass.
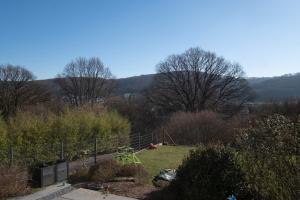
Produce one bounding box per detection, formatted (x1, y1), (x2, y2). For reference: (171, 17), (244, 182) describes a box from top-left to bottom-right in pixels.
(137, 145), (194, 184)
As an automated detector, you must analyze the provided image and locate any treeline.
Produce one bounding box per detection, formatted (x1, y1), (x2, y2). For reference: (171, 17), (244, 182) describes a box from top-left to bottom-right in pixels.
(0, 57), (116, 120)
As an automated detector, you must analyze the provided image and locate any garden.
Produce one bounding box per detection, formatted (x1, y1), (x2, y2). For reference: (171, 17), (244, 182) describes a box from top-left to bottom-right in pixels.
(0, 106), (299, 200)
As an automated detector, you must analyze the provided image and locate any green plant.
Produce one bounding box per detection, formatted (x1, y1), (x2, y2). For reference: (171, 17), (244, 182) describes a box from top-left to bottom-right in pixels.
(235, 114), (299, 200)
(97, 111), (131, 152)
(7, 112), (58, 166)
(171, 145), (252, 200)
(0, 108), (131, 167)
(115, 146), (141, 165)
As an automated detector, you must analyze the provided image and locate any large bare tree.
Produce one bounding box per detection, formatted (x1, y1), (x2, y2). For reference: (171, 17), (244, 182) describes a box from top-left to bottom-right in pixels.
(57, 57), (115, 106)
(0, 64), (51, 119)
(147, 47), (253, 114)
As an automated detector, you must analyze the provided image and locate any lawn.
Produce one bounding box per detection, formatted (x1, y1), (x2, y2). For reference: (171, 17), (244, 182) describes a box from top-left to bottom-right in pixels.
(137, 145), (194, 184)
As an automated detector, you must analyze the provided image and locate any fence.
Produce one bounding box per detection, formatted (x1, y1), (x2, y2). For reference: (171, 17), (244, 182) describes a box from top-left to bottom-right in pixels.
(3, 131), (156, 166)
(130, 132), (157, 150)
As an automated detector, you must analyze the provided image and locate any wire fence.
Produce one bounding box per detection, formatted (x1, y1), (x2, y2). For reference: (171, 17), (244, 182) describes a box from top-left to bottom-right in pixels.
(130, 131), (157, 150)
(4, 131), (157, 167)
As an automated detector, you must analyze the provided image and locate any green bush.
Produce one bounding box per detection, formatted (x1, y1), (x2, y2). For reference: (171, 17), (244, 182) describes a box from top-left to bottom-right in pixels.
(97, 111), (131, 152)
(171, 145), (252, 200)
(0, 108), (130, 166)
(7, 112), (58, 165)
(235, 114), (299, 200)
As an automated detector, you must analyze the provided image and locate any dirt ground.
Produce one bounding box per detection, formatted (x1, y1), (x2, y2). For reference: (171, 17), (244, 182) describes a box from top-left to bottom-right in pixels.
(79, 181), (160, 200)
(106, 182), (159, 199)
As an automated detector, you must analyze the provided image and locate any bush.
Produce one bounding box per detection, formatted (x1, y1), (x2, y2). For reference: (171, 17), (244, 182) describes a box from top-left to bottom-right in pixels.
(235, 114), (299, 200)
(163, 111), (237, 145)
(0, 165), (30, 198)
(0, 118), (8, 164)
(117, 164), (148, 183)
(171, 145), (252, 200)
(88, 159), (121, 182)
(97, 111), (131, 151)
(7, 112), (58, 166)
(88, 159), (148, 183)
(0, 108), (130, 166)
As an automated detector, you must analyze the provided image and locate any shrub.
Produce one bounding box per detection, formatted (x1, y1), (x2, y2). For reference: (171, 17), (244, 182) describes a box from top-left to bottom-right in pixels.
(0, 165), (30, 198)
(117, 164), (148, 183)
(88, 159), (121, 182)
(163, 111), (236, 145)
(0, 118), (8, 163)
(0, 108), (130, 166)
(7, 112), (58, 166)
(235, 114), (299, 200)
(88, 159), (148, 184)
(97, 111), (131, 151)
(171, 145), (252, 200)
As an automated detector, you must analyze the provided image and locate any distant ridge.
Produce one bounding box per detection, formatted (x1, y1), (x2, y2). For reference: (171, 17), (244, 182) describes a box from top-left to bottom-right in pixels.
(36, 73), (300, 102)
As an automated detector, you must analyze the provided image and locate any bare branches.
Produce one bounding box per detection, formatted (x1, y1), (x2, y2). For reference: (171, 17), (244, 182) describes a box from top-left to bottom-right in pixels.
(0, 64), (51, 119)
(57, 57), (115, 106)
(147, 47), (253, 114)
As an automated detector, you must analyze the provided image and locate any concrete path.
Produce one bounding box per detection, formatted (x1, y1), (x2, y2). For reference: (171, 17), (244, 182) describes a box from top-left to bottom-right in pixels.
(54, 188), (138, 200)
(10, 182), (74, 200)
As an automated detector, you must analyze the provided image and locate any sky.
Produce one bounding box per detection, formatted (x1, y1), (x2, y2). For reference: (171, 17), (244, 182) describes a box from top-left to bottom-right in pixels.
(0, 0), (299, 80)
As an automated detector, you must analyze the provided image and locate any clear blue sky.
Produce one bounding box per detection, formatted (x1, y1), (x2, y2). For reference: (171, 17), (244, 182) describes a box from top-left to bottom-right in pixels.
(0, 0), (299, 79)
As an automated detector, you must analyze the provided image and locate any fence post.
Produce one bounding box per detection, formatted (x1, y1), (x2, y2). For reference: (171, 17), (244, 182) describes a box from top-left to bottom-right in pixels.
(138, 132), (141, 150)
(60, 141), (64, 161)
(162, 128), (165, 144)
(94, 136), (97, 165)
(151, 132), (154, 143)
(9, 145), (13, 165)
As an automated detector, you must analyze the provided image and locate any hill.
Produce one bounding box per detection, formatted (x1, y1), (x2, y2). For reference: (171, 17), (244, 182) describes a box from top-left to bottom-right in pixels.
(36, 73), (300, 102)
(248, 73), (300, 101)
(115, 73), (300, 101)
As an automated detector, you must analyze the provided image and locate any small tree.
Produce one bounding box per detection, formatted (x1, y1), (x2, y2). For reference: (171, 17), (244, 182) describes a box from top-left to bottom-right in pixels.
(57, 57), (115, 106)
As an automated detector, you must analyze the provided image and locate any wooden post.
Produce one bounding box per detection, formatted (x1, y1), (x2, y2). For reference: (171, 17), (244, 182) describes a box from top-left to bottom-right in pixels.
(162, 128), (165, 144)
(60, 141), (64, 161)
(94, 137), (97, 165)
(151, 132), (154, 143)
(9, 145), (13, 165)
(138, 132), (141, 150)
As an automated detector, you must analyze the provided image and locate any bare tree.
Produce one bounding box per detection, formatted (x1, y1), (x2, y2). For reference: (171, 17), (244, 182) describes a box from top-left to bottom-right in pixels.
(0, 64), (51, 119)
(57, 57), (115, 106)
(147, 47), (253, 114)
